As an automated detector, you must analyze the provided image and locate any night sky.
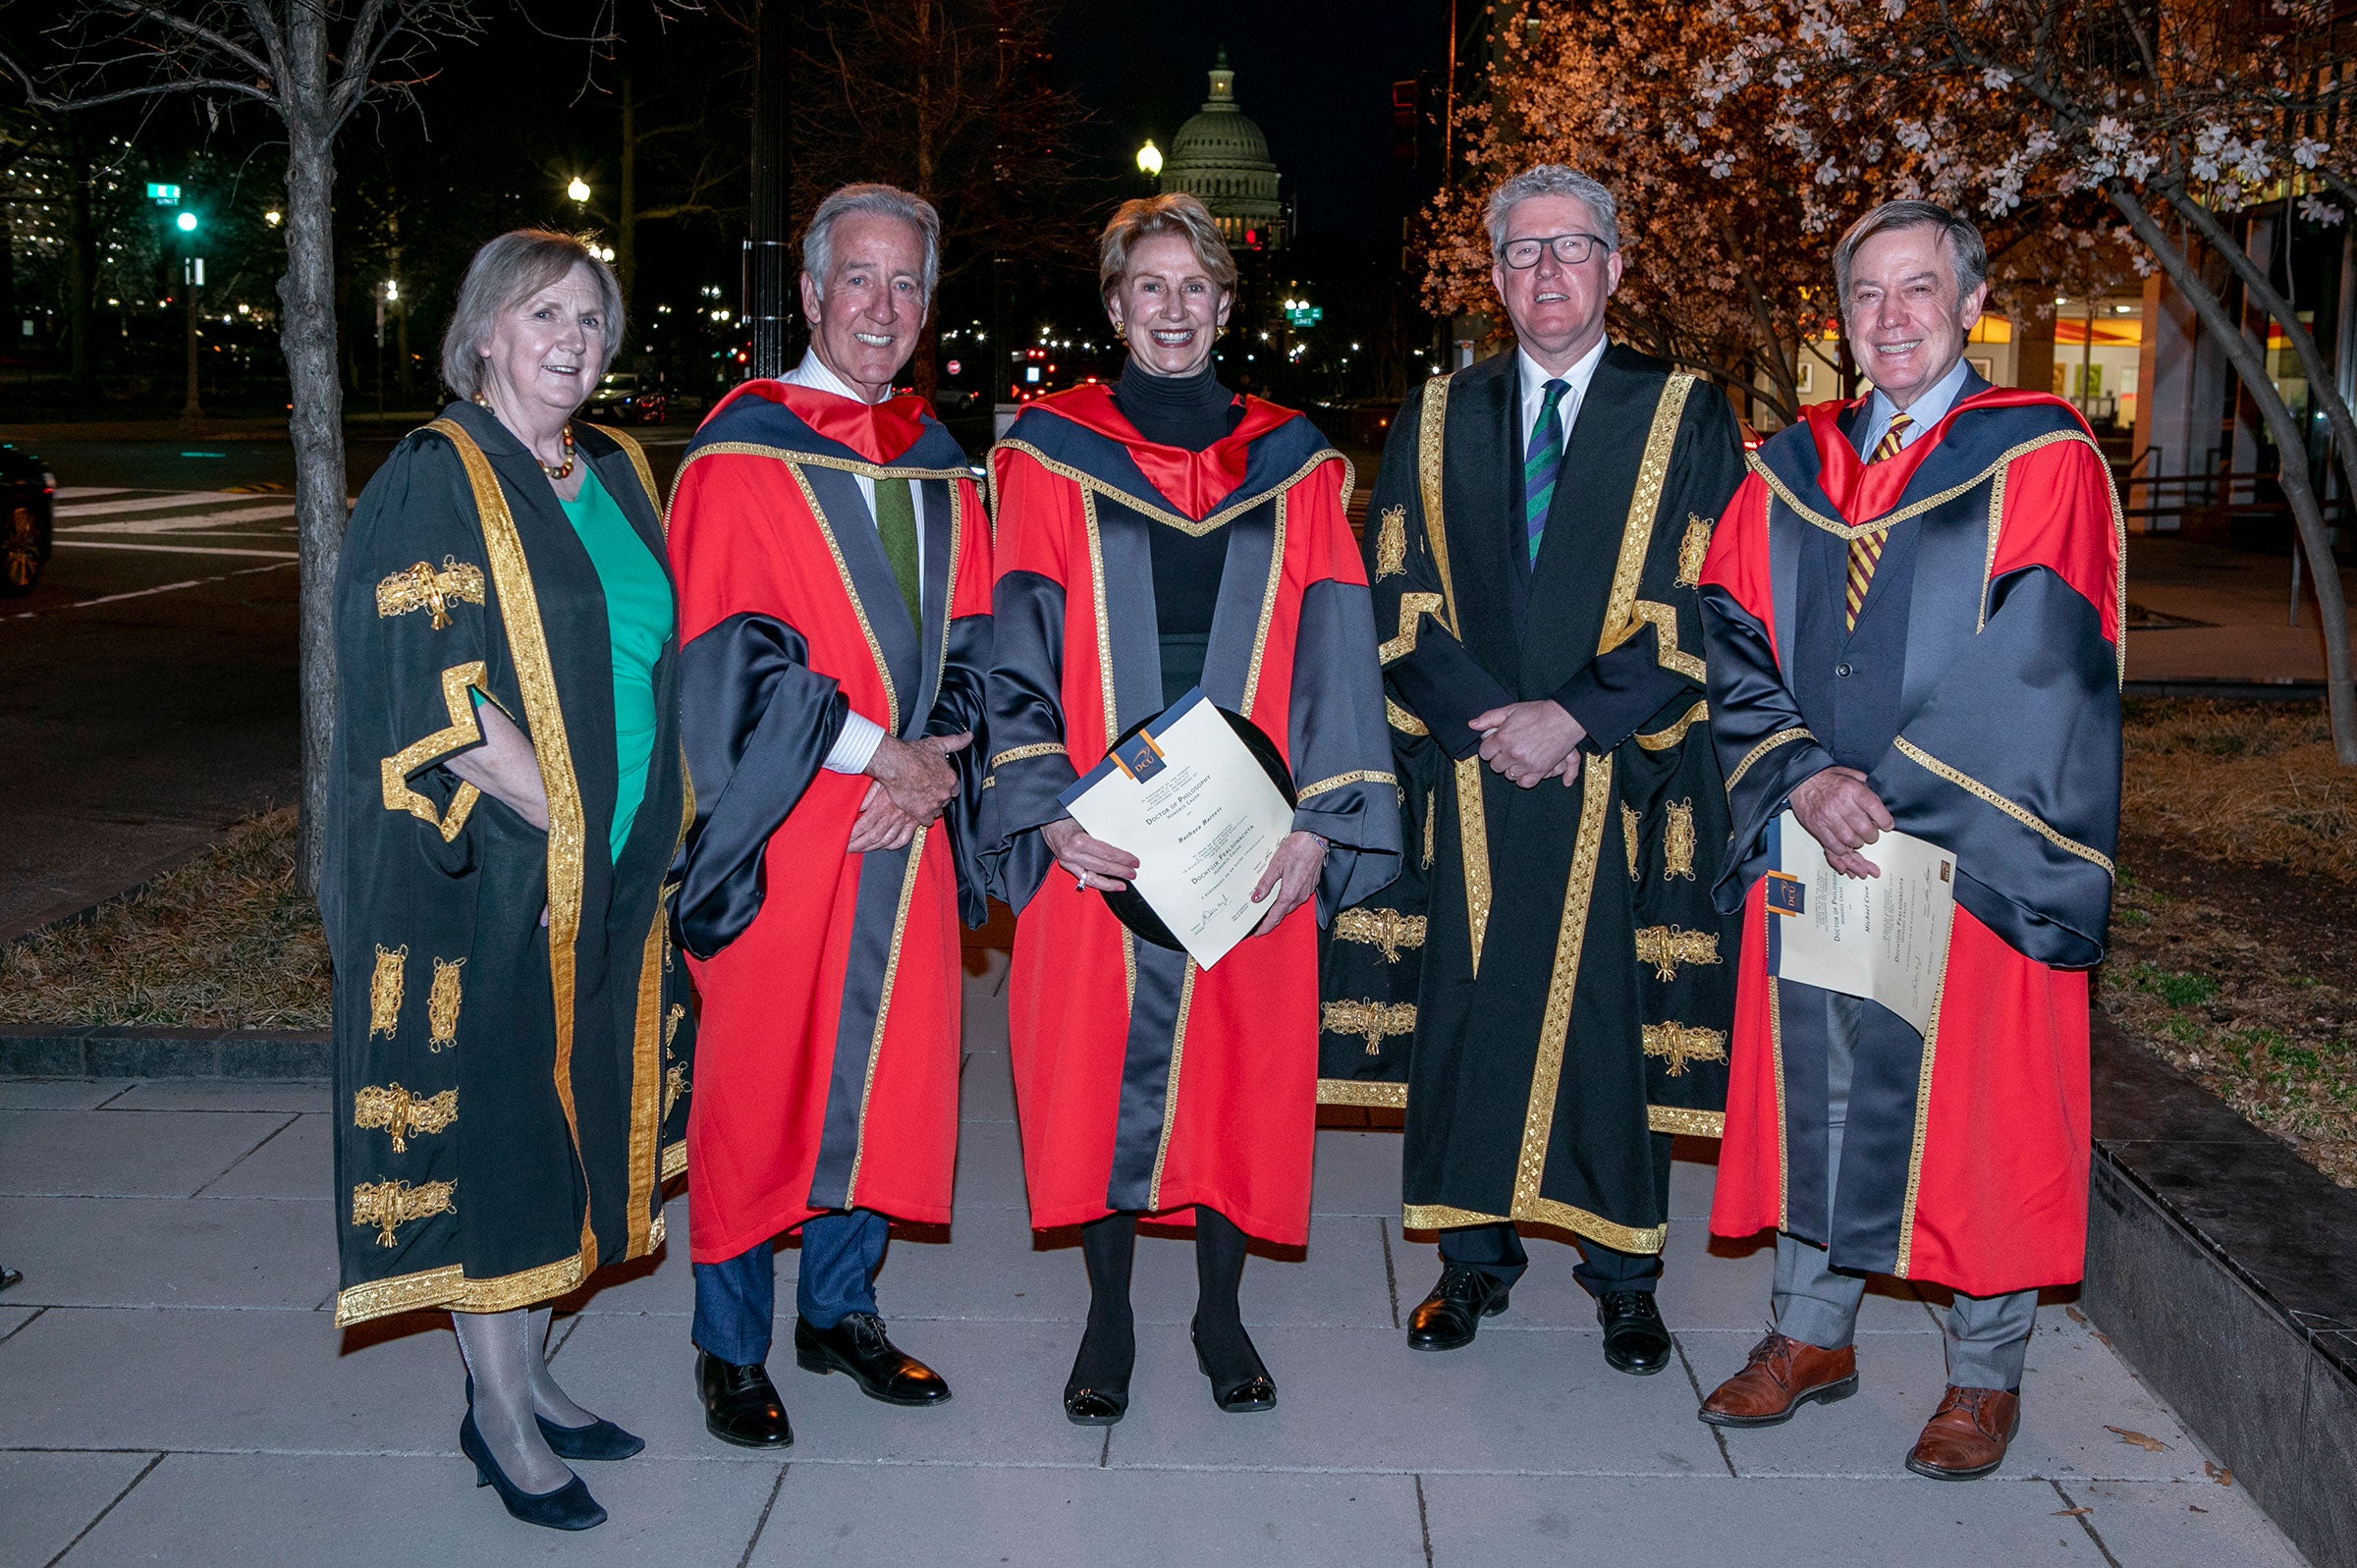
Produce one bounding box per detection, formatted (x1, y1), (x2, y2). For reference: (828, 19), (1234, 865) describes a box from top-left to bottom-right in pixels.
(1050, 0), (1448, 244)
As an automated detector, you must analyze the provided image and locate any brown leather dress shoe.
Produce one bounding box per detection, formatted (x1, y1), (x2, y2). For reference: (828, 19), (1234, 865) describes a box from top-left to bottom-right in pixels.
(1697, 1330), (1859, 1428)
(1906, 1385), (2020, 1480)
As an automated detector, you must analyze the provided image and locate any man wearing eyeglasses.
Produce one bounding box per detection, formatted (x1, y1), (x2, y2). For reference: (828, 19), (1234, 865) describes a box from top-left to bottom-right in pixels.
(1331, 164), (1745, 1377)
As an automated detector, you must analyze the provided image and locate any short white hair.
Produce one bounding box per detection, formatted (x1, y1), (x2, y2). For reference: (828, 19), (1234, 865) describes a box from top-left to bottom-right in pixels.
(1485, 165), (1621, 256)
(440, 230), (624, 401)
(801, 184), (941, 307)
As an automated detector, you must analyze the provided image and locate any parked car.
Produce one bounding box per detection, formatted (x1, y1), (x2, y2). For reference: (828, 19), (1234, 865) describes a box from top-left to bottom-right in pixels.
(585, 372), (667, 426)
(0, 444), (54, 596)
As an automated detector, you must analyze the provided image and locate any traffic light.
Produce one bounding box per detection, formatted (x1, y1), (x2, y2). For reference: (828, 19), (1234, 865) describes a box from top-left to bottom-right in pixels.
(175, 211), (198, 234)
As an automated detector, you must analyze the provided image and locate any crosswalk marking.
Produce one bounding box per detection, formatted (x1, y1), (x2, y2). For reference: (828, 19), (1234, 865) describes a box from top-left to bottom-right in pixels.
(51, 539), (299, 559)
(53, 490), (262, 518)
(53, 486), (136, 500)
(61, 504), (298, 536)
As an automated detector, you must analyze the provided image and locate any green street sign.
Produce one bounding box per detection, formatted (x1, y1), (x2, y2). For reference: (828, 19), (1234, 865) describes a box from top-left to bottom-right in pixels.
(145, 183), (181, 203)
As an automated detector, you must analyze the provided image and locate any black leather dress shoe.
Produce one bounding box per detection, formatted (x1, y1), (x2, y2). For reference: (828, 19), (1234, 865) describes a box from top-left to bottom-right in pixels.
(1406, 1265), (1512, 1352)
(1596, 1289), (1673, 1375)
(795, 1313), (953, 1406)
(696, 1350), (794, 1448)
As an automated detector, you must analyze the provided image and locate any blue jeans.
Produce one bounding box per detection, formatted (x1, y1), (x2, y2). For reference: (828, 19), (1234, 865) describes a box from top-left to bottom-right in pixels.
(691, 1209), (889, 1366)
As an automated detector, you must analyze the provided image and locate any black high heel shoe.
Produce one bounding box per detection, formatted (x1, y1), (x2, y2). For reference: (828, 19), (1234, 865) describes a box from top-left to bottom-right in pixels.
(459, 1410), (607, 1531)
(466, 1376), (644, 1462)
(1190, 1317), (1277, 1414)
(1062, 1328), (1135, 1427)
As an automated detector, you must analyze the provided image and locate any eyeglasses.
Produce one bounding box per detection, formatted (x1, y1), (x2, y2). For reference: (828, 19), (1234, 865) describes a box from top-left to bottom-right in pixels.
(1499, 233), (1610, 269)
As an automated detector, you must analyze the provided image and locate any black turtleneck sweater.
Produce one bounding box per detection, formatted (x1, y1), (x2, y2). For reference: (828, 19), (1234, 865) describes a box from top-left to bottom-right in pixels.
(1113, 358), (1244, 705)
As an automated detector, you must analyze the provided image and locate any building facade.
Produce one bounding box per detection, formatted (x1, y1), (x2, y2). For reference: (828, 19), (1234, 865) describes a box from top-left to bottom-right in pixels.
(1158, 51), (1288, 252)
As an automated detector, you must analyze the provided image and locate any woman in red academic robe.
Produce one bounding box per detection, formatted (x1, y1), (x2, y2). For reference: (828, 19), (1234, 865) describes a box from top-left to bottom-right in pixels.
(983, 194), (1398, 1425)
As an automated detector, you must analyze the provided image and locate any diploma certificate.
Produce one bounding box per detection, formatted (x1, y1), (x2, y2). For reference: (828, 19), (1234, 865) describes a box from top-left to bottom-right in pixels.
(1058, 689), (1298, 970)
(1767, 811), (1958, 1036)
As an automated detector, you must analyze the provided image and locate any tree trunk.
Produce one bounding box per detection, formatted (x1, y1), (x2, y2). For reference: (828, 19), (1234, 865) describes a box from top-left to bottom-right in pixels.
(66, 128), (94, 400)
(2110, 186), (2357, 764)
(280, 77), (352, 892)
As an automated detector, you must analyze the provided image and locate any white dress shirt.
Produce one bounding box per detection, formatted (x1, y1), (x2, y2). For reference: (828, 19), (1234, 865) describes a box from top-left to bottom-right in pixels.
(1516, 335), (1610, 456)
(781, 348), (927, 775)
(1856, 354), (1972, 459)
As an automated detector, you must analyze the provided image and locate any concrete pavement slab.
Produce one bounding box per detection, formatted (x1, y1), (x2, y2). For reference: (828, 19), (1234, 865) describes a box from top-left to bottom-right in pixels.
(950, 1117), (1029, 1212)
(58, 1452), (785, 1568)
(2060, 1477), (2311, 1567)
(0, 1305), (471, 1455)
(958, 952), (1012, 1052)
(103, 1080), (332, 1113)
(568, 1196), (712, 1317)
(0, 1079), (126, 1109)
(1105, 1321), (1727, 1477)
(0, 1450), (158, 1568)
(1308, 1129), (1403, 1217)
(0, 1305), (41, 1340)
(551, 1311), (1111, 1468)
(193, 1111), (327, 1198)
(1088, 1211), (1397, 1329)
(1420, 1473), (2112, 1567)
(745, 1462), (1429, 1568)
(862, 1202), (1089, 1324)
(959, 1047), (1016, 1123)
(1668, 1148), (1719, 1220)
(0, 1108), (293, 1197)
(0, 1196), (333, 1308)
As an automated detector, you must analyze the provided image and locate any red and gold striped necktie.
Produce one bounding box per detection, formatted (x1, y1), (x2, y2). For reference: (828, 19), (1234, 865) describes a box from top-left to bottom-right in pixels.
(1845, 412), (1912, 632)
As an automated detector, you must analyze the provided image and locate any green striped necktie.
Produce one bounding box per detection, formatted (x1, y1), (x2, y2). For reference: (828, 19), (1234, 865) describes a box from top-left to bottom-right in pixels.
(874, 476), (922, 633)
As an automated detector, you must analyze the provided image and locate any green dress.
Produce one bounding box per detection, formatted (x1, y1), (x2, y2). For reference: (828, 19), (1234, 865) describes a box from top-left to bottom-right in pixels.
(561, 468), (675, 862)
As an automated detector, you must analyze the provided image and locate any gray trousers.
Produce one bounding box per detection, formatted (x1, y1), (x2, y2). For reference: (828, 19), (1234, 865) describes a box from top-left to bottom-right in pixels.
(1773, 989), (2035, 1392)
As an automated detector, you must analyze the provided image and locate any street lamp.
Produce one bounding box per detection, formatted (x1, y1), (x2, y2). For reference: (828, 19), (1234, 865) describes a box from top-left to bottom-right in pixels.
(567, 177), (591, 205)
(263, 209), (282, 227)
(175, 211), (198, 234)
(1136, 139), (1163, 179)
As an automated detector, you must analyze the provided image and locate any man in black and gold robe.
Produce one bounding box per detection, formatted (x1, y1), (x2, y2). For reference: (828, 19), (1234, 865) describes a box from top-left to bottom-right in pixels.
(1342, 164), (1744, 1376)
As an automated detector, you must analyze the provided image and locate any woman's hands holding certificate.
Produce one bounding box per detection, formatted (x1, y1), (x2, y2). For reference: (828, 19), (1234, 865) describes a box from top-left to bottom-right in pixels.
(1043, 818), (1141, 892)
(1248, 831), (1327, 936)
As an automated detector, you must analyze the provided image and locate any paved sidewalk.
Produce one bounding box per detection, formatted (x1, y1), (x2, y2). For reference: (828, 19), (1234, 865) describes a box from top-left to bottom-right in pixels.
(0, 954), (2309, 1567)
(2125, 536), (2356, 684)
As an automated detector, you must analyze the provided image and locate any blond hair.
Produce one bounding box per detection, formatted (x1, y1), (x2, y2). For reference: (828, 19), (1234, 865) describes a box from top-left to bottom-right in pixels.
(1097, 193), (1237, 305)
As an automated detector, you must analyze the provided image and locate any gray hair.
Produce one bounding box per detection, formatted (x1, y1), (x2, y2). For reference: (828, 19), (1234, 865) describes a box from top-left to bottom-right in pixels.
(801, 183), (941, 307)
(1485, 164), (1620, 256)
(1833, 200), (1989, 303)
(439, 230), (624, 402)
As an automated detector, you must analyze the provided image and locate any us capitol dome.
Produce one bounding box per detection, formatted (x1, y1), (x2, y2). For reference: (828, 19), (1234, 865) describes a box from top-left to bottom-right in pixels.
(1157, 50), (1288, 250)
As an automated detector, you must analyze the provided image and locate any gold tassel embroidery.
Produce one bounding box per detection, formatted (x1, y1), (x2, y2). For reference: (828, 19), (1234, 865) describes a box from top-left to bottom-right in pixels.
(664, 1001), (685, 1051)
(368, 946), (409, 1040)
(1422, 792), (1436, 869)
(1620, 802), (1642, 882)
(1664, 798), (1697, 881)
(353, 1083), (458, 1153)
(1642, 1021), (1729, 1077)
(664, 1061), (690, 1120)
(1634, 925), (1722, 982)
(1332, 907), (1427, 963)
(375, 557), (486, 629)
(1322, 999), (1418, 1054)
(1374, 505), (1408, 579)
(1676, 514), (1714, 588)
(426, 958), (466, 1051)
(351, 1177), (457, 1247)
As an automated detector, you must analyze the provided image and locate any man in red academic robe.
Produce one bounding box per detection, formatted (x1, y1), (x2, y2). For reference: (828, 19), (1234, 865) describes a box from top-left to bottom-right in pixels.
(1694, 201), (2121, 1481)
(667, 185), (992, 1447)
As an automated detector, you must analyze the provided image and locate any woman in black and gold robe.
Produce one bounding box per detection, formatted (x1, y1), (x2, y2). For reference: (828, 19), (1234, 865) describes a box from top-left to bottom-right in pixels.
(322, 232), (692, 1531)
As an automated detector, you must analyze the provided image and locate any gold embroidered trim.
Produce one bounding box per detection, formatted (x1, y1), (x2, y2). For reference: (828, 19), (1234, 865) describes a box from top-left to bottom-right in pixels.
(989, 439), (1351, 539)
(1621, 801), (1642, 881)
(661, 1140), (688, 1181)
(1453, 756), (1492, 975)
(1676, 514), (1715, 587)
(1595, 375), (1695, 653)
(1892, 925), (1958, 1277)
(1664, 798), (1697, 881)
(1770, 975), (1789, 1231)
(665, 1061), (690, 1120)
(353, 1084), (457, 1153)
(1643, 1020), (1729, 1076)
(1298, 769), (1396, 801)
(1144, 959), (1199, 1212)
(1749, 426), (2105, 543)
(1630, 600), (1709, 681)
(1726, 727), (1815, 794)
(368, 945), (408, 1040)
(844, 833), (928, 1209)
(1649, 1105), (1726, 1137)
(1519, 1196), (1667, 1254)
(1322, 998), (1418, 1053)
(1374, 504), (1407, 579)
(352, 1177), (457, 1247)
(376, 557), (485, 628)
(1635, 925), (1721, 981)
(1333, 906), (1426, 961)
(1514, 754), (1616, 1217)
(671, 439), (970, 514)
(786, 461), (900, 736)
(1238, 486), (1288, 720)
(627, 910), (665, 1258)
(331, 1250), (590, 1327)
(425, 957), (465, 1051)
(1081, 489), (1118, 751)
(1386, 697), (1428, 736)
(1422, 788), (1436, 868)
(665, 1002), (685, 1049)
(1415, 374), (1460, 632)
(1379, 591), (1444, 666)
(989, 741), (1068, 770)
(380, 661), (488, 841)
(426, 419), (593, 1259)
(1891, 737), (2114, 874)
(1318, 1078), (1408, 1108)
(1635, 700), (1709, 751)
(1401, 1202), (1511, 1230)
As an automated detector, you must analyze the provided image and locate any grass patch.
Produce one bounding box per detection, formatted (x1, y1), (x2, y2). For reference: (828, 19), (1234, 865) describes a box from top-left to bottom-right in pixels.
(2120, 698), (2357, 879)
(0, 808), (328, 1029)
